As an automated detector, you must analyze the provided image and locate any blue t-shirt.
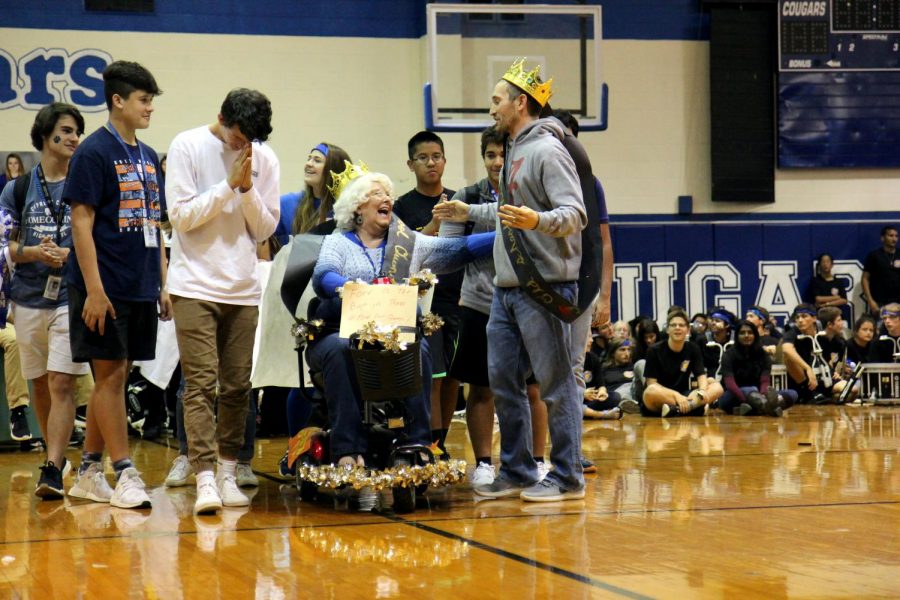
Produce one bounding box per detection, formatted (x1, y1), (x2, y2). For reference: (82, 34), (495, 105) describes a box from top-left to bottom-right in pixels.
(63, 127), (165, 302)
(275, 190), (303, 246)
(0, 172), (72, 308)
(276, 190), (328, 245)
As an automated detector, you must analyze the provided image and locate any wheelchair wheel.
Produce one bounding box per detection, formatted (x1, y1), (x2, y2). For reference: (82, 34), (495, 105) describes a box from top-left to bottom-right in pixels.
(391, 456), (416, 514)
(392, 484), (416, 514)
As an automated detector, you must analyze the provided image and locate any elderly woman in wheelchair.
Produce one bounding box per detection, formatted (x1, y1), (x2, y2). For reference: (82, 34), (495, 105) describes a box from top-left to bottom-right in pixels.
(305, 163), (493, 476)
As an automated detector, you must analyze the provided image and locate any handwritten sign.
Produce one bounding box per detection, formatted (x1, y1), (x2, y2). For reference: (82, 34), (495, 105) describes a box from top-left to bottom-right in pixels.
(339, 282), (418, 341)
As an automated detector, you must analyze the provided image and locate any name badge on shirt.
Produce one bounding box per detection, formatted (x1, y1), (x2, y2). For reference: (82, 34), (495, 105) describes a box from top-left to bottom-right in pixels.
(143, 222), (159, 248)
(43, 275), (62, 301)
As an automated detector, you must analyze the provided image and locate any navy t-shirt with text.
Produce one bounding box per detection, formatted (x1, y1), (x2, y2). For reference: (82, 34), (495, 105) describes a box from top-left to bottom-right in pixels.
(63, 127), (165, 302)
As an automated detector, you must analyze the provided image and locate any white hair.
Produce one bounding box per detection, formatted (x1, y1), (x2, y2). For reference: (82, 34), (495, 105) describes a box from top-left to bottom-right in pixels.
(332, 172), (395, 231)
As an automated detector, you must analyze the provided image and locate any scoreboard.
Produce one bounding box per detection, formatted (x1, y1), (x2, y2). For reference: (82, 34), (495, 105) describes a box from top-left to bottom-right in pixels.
(779, 0), (900, 71)
(777, 1), (900, 168)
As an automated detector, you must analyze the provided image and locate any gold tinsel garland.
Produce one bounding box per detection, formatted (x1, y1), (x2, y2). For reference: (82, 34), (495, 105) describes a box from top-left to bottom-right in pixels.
(296, 459), (467, 491)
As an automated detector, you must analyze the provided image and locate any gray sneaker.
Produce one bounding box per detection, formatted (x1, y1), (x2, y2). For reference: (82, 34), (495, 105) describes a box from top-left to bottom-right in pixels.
(473, 476), (528, 499)
(520, 479), (586, 502)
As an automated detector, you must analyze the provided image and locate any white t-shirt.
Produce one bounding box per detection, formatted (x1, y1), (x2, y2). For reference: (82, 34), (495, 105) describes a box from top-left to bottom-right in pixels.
(165, 125), (280, 305)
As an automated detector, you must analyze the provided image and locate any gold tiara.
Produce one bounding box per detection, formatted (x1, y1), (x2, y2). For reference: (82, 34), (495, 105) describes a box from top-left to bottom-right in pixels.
(501, 58), (553, 107)
(327, 160), (369, 200)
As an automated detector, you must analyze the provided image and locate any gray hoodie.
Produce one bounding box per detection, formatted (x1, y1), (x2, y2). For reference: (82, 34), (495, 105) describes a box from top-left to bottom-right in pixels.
(469, 117), (586, 288)
(439, 178), (497, 314)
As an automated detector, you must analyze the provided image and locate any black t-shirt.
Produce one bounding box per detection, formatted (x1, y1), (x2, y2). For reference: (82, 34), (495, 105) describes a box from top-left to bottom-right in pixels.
(807, 276), (847, 304)
(700, 335), (733, 380)
(760, 334), (780, 348)
(643, 340), (705, 394)
(782, 328), (816, 365)
(846, 339), (871, 365)
(721, 345), (771, 388)
(393, 188), (461, 313)
(601, 364), (634, 388)
(817, 333), (847, 373)
(863, 248), (900, 306)
(583, 351), (603, 387)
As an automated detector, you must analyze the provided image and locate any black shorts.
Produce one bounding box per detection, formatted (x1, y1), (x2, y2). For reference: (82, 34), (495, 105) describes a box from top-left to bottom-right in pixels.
(68, 284), (159, 362)
(449, 306), (490, 387)
(428, 302), (460, 379)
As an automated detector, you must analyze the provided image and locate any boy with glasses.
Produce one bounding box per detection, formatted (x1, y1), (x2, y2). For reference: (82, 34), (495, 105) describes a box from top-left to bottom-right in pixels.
(642, 310), (723, 416)
(393, 131), (460, 458)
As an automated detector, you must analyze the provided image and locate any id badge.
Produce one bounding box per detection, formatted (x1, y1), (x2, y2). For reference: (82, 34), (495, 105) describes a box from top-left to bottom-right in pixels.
(43, 275), (62, 301)
(143, 223), (159, 248)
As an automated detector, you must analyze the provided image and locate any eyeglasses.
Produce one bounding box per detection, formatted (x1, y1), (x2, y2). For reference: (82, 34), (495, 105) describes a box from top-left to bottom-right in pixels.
(365, 189), (391, 201)
(413, 153), (445, 164)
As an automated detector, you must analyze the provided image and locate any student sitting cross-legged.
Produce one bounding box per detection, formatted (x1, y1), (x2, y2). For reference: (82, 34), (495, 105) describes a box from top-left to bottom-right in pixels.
(640, 309), (723, 417)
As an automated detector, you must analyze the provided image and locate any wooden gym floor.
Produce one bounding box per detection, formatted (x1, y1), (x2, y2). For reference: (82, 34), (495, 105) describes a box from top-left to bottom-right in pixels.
(0, 405), (898, 599)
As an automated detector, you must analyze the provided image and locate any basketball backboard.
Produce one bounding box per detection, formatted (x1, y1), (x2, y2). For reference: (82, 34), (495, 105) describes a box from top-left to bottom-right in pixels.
(425, 3), (608, 133)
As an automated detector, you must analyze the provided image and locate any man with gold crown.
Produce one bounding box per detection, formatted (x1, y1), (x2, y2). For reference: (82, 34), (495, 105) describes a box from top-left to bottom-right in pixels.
(436, 58), (588, 502)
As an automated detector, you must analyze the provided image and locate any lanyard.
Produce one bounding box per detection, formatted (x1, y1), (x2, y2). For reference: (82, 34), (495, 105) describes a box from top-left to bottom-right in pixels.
(351, 232), (386, 280)
(33, 165), (67, 244)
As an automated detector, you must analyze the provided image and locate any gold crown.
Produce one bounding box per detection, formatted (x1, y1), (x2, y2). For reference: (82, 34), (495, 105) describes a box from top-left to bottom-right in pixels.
(327, 160), (369, 200)
(501, 58), (553, 107)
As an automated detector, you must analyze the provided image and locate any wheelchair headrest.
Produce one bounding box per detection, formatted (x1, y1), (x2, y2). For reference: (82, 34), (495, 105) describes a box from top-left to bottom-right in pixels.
(281, 234), (326, 317)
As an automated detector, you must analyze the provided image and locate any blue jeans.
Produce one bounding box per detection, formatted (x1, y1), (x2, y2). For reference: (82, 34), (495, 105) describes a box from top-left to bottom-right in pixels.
(488, 284), (584, 490)
(718, 386), (760, 413)
(306, 332), (432, 460)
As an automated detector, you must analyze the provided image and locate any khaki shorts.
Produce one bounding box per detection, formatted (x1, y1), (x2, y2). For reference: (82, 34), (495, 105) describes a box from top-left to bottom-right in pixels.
(12, 303), (91, 379)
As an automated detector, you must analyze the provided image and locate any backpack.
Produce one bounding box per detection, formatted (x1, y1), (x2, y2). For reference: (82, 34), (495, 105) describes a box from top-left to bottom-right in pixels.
(12, 172), (32, 219)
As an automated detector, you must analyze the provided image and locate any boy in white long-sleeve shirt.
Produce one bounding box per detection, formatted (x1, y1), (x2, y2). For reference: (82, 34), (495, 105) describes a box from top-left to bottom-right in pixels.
(165, 88), (280, 515)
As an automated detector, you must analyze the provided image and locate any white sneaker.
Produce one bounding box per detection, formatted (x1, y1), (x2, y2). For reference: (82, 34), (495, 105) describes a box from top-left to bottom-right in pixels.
(537, 461), (551, 482)
(194, 477), (223, 515)
(68, 463), (113, 503)
(216, 473), (250, 508)
(165, 455), (193, 487)
(470, 462), (496, 487)
(110, 467), (151, 509)
(235, 463), (259, 488)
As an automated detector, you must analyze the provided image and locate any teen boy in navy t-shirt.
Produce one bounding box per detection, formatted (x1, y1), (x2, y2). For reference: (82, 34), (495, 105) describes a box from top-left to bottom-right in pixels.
(64, 60), (170, 510)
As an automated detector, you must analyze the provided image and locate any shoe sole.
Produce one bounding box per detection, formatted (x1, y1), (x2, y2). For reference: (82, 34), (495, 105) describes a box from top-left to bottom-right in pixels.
(111, 498), (151, 509)
(236, 479), (259, 488)
(194, 501), (223, 515)
(582, 466), (598, 474)
(68, 489), (111, 503)
(521, 489), (586, 502)
(221, 497), (250, 507)
(473, 487), (526, 499)
(35, 484), (65, 500)
(165, 476), (193, 487)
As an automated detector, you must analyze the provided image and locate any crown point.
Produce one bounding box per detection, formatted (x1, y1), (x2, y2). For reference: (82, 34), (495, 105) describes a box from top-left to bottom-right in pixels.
(501, 58), (553, 107)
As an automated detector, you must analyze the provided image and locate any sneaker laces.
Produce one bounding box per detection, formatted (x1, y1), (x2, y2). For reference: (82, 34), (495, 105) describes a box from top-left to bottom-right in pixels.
(119, 470), (146, 492)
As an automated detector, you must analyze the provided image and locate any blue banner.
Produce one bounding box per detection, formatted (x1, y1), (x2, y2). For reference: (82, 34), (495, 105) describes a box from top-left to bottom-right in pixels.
(607, 215), (896, 326)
